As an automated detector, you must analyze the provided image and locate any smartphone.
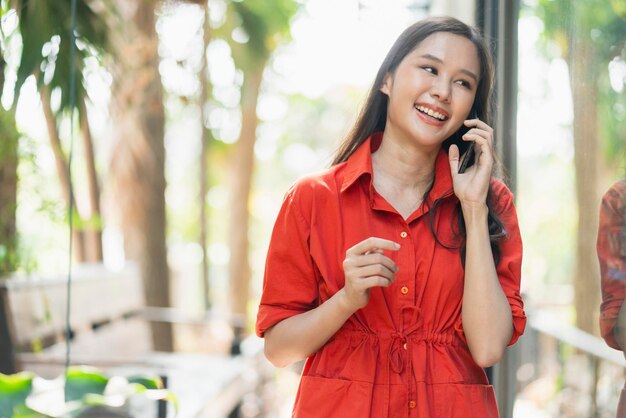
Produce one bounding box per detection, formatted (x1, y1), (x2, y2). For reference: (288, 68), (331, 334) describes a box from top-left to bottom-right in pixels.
(458, 143), (474, 174)
(457, 111), (478, 174)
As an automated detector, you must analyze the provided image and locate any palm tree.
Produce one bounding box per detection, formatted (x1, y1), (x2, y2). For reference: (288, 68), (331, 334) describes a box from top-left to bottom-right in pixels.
(221, 0), (298, 343)
(13, 0), (108, 263)
(107, 0), (172, 351)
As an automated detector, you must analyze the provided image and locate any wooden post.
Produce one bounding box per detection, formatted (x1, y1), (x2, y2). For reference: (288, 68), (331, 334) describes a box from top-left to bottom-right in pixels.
(0, 283), (16, 374)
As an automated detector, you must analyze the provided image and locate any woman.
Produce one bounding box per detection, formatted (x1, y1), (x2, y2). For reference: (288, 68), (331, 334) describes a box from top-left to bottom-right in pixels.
(256, 16), (526, 418)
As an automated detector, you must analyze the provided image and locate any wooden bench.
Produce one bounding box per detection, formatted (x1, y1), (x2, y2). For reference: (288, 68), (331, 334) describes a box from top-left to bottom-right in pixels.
(0, 264), (266, 418)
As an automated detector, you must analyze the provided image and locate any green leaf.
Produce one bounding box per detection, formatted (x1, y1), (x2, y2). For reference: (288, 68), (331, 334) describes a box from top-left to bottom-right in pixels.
(126, 375), (163, 390)
(64, 366), (108, 403)
(13, 0), (109, 113)
(0, 372), (34, 417)
(80, 393), (108, 406)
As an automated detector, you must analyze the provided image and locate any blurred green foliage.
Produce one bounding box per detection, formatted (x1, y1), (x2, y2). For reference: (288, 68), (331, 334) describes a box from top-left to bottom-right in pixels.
(223, 0), (298, 68)
(0, 371), (35, 417)
(0, 366), (175, 418)
(14, 0), (108, 113)
(536, 0), (626, 167)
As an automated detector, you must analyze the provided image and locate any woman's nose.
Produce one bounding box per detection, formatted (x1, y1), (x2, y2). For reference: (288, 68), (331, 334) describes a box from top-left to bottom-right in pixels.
(429, 78), (451, 102)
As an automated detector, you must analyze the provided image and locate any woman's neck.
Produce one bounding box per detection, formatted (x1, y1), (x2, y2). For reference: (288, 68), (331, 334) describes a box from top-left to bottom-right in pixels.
(372, 131), (439, 192)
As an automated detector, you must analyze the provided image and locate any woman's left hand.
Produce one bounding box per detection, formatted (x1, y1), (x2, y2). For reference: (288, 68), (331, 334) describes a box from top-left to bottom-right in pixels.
(448, 118), (494, 208)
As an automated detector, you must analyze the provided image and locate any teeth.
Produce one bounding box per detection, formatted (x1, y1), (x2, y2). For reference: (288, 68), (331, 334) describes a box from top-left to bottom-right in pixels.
(415, 105), (446, 121)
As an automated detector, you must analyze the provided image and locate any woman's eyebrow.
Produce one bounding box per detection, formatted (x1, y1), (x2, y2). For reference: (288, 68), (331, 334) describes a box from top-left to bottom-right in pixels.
(420, 53), (478, 82)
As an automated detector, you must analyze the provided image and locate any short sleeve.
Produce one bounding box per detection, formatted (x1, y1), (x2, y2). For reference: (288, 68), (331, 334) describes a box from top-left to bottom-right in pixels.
(255, 183), (319, 338)
(597, 181), (626, 350)
(490, 180), (527, 346)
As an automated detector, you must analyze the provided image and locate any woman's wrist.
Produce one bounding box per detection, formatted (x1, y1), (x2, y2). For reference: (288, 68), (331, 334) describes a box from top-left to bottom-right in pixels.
(334, 288), (358, 317)
(461, 201), (489, 225)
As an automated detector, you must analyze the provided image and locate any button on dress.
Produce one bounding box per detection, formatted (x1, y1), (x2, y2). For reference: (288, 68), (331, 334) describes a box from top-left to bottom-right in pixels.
(257, 133), (526, 418)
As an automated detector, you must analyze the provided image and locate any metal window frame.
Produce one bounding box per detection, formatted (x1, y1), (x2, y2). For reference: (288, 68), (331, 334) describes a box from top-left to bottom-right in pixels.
(476, 1), (520, 417)
(477, 0), (519, 193)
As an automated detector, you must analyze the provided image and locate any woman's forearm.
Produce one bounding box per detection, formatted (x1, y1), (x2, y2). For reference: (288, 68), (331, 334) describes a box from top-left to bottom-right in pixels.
(461, 203), (513, 367)
(263, 289), (355, 368)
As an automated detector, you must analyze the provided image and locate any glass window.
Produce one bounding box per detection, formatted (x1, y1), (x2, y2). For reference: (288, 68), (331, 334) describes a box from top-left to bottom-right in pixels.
(514, 1), (626, 416)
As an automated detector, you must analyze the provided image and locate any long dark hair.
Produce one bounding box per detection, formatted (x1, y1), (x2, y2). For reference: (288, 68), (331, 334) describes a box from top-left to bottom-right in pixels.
(332, 16), (506, 265)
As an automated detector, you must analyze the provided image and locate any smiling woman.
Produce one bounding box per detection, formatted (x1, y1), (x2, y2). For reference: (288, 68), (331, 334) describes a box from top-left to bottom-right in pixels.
(380, 32), (479, 151)
(256, 16), (525, 418)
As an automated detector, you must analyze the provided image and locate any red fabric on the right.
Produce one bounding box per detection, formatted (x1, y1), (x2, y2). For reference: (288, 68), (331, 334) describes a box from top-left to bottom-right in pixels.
(598, 180), (626, 350)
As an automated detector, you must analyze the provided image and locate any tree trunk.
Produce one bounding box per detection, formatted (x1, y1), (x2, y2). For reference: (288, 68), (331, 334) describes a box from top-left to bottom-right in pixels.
(199, 3), (211, 310)
(40, 89), (86, 263)
(228, 66), (263, 343)
(79, 98), (103, 262)
(0, 48), (17, 375)
(0, 43), (18, 276)
(568, 40), (601, 335)
(0, 108), (18, 275)
(109, 0), (172, 351)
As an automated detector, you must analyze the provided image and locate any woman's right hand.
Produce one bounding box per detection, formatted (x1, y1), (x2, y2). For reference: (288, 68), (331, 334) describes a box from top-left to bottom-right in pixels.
(340, 237), (400, 312)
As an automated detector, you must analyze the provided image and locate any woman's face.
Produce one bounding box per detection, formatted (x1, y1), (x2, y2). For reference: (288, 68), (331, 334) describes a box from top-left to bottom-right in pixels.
(380, 31), (480, 149)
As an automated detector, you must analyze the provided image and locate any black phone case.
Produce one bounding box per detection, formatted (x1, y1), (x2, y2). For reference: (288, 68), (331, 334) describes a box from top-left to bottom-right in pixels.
(457, 112), (478, 174)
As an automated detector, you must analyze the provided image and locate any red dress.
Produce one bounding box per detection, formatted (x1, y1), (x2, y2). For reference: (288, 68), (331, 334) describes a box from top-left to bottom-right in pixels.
(256, 134), (526, 418)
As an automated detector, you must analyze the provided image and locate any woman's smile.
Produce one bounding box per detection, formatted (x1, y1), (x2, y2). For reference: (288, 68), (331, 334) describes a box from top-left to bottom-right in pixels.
(414, 103), (450, 126)
(414, 104), (449, 121)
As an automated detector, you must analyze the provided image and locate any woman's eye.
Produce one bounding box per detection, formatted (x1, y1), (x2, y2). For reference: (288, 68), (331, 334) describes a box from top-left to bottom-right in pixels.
(422, 66), (437, 74)
(455, 80), (472, 89)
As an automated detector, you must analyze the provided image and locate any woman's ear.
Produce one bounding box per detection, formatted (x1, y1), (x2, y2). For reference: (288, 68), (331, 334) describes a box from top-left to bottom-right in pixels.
(380, 73), (392, 96)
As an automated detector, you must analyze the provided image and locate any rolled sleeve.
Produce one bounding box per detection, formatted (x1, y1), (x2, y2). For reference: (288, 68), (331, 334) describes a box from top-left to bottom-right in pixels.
(491, 181), (527, 346)
(256, 183), (319, 338)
